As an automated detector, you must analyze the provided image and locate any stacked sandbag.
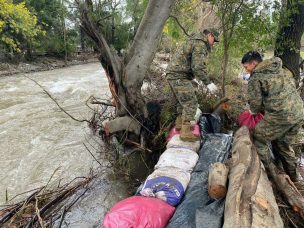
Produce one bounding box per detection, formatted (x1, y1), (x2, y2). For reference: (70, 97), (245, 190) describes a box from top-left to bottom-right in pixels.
(140, 147), (199, 206)
(104, 125), (200, 227)
(155, 147), (199, 171)
(138, 123), (200, 206)
(140, 167), (191, 206)
(167, 135), (200, 152)
(103, 196), (175, 228)
(168, 114), (232, 228)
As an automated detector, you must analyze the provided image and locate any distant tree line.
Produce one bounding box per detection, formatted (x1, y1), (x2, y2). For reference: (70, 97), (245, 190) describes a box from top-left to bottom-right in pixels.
(0, 0), (150, 62)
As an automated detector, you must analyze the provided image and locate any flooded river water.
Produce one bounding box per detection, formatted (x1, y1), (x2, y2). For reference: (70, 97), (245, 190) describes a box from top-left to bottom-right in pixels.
(0, 62), (128, 227)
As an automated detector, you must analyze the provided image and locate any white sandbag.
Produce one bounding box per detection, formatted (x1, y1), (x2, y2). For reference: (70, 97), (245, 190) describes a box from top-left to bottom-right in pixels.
(140, 167), (191, 206)
(155, 148), (199, 172)
(149, 167), (191, 189)
(167, 134), (200, 152)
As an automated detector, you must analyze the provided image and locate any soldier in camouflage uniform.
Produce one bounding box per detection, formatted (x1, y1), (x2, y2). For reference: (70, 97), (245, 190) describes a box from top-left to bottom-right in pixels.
(166, 28), (219, 142)
(241, 51), (304, 186)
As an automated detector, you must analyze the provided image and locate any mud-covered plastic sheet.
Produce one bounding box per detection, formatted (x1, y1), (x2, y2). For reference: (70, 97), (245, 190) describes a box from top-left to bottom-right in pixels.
(167, 134), (232, 228)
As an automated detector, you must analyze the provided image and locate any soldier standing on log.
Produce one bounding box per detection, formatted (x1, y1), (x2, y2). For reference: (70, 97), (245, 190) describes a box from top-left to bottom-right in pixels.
(241, 51), (304, 188)
(166, 28), (219, 142)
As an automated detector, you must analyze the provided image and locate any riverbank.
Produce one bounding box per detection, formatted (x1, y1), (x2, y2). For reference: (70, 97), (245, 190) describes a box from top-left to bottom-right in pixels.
(0, 54), (99, 77)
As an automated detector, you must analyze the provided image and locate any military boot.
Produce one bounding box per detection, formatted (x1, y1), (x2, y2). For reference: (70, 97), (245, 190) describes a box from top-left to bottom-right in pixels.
(175, 116), (182, 131)
(180, 122), (199, 142)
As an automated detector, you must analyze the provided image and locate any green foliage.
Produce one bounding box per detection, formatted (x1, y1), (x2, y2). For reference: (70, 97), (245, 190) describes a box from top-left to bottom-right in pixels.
(0, 0), (44, 54)
(231, 1), (279, 53)
(163, 0), (201, 42)
(114, 150), (151, 181)
(35, 29), (78, 57)
(75, 0), (146, 52)
(26, 0), (64, 30)
(164, 17), (183, 41)
(125, 0), (148, 37)
(25, 0), (78, 57)
(212, 0), (280, 51)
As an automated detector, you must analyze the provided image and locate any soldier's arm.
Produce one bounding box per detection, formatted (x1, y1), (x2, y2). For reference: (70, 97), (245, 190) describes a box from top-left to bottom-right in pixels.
(248, 78), (263, 114)
(191, 41), (211, 85)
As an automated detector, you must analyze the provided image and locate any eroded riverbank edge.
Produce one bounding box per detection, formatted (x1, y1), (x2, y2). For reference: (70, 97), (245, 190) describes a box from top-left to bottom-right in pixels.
(0, 55), (100, 77)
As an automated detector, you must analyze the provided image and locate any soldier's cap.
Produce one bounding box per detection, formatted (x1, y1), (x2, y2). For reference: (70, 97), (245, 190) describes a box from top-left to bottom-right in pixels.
(209, 28), (220, 42)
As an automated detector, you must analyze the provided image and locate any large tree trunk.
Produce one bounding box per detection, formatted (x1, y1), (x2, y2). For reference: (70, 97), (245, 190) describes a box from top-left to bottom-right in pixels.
(223, 126), (283, 228)
(274, 0), (304, 82)
(77, 0), (176, 135)
(124, 0), (176, 117)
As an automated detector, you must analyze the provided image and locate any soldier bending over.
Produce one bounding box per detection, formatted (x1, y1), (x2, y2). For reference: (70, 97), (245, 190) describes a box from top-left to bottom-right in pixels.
(241, 51), (304, 187)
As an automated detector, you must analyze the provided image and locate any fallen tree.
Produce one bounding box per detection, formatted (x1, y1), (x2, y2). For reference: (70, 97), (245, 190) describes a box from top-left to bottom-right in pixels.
(223, 126), (283, 228)
(224, 126), (304, 227)
(268, 163), (304, 219)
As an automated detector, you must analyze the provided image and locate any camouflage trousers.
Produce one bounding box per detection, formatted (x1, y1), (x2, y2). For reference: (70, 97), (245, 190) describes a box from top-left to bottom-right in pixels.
(167, 78), (197, 123)
(253, 118), (303, 176)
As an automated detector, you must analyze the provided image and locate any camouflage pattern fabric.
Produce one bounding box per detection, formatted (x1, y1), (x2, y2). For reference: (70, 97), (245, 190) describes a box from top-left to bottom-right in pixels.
(254, 119), (303, 176)
(166, 32), (211, 84)
(166, 31), (211, 122)
(248, 57), (304, 176)
(167, 78), (197, 122)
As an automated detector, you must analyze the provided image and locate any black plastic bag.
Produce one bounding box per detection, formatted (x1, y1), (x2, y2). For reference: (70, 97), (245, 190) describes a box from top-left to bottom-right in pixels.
(199, 113), (221, 137)
(167, 134), (232, 228)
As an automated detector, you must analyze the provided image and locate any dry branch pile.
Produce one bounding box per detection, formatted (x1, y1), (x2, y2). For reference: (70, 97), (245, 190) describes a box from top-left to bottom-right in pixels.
(0, 175), (95, 227)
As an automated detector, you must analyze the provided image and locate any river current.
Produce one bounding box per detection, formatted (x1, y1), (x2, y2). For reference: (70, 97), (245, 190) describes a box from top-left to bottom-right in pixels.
(0, 62), (128, 227)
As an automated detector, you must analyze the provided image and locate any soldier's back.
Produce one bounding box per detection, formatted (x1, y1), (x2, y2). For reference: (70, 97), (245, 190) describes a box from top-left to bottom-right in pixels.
(251, 57), (304, 123)
(166, 33), (207, 80)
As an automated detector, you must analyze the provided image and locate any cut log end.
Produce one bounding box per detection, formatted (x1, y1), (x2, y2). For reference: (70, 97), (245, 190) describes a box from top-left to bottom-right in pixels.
(208, 162), (229, 199)
(208, 185), (227, 199)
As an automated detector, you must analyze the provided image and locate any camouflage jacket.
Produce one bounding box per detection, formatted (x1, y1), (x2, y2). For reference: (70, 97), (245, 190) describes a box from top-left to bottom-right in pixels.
(248, 57), (304, 124)
(166, 32), (211, 84)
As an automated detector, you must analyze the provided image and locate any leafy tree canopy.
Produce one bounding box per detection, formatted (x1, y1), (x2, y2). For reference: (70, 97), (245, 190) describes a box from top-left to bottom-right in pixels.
(0, 0), (44, 53)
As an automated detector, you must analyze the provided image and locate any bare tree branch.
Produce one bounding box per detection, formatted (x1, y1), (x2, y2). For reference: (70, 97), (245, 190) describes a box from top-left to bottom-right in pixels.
(24, 75), (90, 124)
(169, 15), (191, 37)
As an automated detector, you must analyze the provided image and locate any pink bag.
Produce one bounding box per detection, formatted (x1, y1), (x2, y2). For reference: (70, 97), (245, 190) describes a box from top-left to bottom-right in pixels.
(166, 124), (200, 142)
(239, 111), (264, 129)
(103, 196), (175, 228)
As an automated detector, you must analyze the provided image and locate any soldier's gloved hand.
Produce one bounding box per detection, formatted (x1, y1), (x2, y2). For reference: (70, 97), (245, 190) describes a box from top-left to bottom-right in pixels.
(193, 78), (204, 87)
(207, 83), (218, 93)
(194, 107), (202, 123)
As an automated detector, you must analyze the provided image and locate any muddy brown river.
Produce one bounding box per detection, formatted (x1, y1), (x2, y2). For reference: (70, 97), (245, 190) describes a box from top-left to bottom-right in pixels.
(0, 62), (128, 227)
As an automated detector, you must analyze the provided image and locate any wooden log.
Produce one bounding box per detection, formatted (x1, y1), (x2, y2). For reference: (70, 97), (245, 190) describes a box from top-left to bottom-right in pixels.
(208, 162), (229, 199)
(103, 116), (141, 136)
(251, 166), (283, 227)
(268, 162), (304, 219)
(223, 126), (283, 228)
